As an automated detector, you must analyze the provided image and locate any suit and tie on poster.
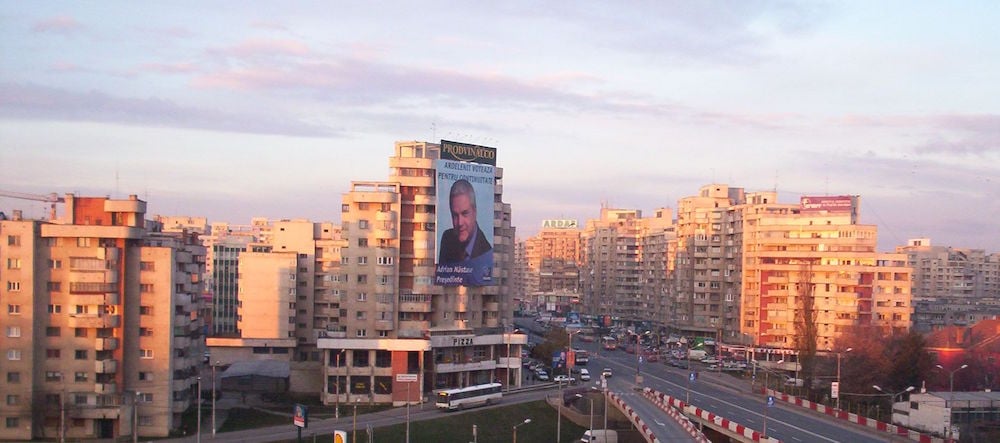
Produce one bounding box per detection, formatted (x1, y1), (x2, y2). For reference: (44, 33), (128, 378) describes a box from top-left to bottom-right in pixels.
(435, 141), (496, 286)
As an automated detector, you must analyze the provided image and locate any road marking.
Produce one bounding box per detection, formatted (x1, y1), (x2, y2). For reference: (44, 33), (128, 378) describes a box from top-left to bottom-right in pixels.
(655, 420), (665, 426)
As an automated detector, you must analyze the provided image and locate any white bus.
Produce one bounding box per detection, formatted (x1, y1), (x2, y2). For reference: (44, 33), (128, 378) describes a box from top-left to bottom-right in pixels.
(435, 383), (503, 411)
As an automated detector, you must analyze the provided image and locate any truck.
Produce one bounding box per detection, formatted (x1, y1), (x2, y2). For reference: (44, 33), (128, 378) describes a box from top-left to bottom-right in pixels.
(580, 429), (618, 443)
(687, 349), (707, 360)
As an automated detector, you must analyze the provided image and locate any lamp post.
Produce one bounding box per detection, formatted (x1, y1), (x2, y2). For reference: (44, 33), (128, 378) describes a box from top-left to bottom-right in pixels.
(559, 329), (582, 443)
(212, 361), (220, 438)
(196, 377), (202, 443)
(512, 418), (531, 443)
(576, 394), (594, 438)
(133, 391), (140, 443)
(873, 385), (915, 441)
(352, 398), (360, 443)
(836, 348), (852, 410)
(936, 364), (968, 442)
(335, 349), (345, 420)
(763, 359), (784, 397)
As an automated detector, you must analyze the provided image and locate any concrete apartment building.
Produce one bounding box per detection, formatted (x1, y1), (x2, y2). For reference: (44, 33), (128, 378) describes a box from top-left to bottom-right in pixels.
(736, 193), (912, 349)
(896, 238), (1000, 332)
(206, 218), (341, 394)
(638, 208), (676, 334)
(316, 141), (524, 407)
(522, 220), (583, 314)
(0, 195), (205, 440)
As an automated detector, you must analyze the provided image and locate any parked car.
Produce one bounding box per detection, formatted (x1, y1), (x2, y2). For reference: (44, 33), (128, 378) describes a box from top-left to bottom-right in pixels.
(701, 357), (720, 365)
(602, 368), (613, 378)
(536, 370), (550, 381)
(579, 369), (591, 381)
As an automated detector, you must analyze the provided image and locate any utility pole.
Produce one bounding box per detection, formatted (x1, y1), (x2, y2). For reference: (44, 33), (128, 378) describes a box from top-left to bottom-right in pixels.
(60, 392), (66, 443)
(133, 391), (140, 443)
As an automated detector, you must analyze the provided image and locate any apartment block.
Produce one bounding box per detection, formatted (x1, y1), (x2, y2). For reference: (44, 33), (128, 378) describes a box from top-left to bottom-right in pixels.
(316, 141), (523, 407)
(896, 238), (1000, 332)
(522, 220), (583, 313)
(0, 195), (204, 440)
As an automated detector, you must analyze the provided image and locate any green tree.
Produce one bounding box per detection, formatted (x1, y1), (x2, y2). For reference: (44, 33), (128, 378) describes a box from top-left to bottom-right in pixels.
(885, 332), (934, 393)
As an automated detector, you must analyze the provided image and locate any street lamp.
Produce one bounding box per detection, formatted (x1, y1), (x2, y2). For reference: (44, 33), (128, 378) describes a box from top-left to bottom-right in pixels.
(352, 398), (360, 443)
(628, 330), (650, 384)
(196, 376), (202, 443)
(764, 359), (784, 396)
(335, 349), (345, 420)
(936, 364), (968, 442)
(211, 361), (220, 438)
(836, 348), (852, 410)
(512, 418), (531, 443)
(873, 385), (915, 432)
(576, 394), (594, 439)
(559, 329), (582, 443)
(506, 328), (521, 393)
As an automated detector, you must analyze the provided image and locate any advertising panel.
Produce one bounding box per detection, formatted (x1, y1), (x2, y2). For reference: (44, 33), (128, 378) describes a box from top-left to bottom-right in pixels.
(799, 195), (855, 213)
(435, 146), (496, 286)
(542, 219), (579, 229)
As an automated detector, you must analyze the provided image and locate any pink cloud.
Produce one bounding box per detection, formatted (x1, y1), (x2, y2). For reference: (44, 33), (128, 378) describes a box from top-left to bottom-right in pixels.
(32, 16), (83, 34)
(48, 62), (83, 73)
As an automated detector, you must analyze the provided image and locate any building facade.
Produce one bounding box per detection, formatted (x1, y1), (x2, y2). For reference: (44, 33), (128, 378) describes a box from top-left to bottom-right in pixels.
(0, 195), (205, 440)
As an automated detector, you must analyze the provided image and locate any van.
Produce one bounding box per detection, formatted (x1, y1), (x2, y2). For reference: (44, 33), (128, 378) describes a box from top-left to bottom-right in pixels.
(579, 368), (591, 381)
(687, 349), (707, 360)
(580, 429), (618, 443)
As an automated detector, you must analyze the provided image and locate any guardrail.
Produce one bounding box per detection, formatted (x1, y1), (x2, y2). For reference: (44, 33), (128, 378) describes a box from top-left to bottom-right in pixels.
(608, 391), (659, 443)
(638, 388), (710, 442)
(645, 388), (779, 443)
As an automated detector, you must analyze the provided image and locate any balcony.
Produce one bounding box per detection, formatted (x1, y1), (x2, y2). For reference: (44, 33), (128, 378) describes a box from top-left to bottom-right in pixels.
(436, 359), (497, 373)
(400, 300), (432, 313)
(94, 382), (117, 394)
(72, 405), (121, 420)
(375, 211), (396, 221)
(484, 302), (499, 312)
(68, 313), (120, 328)
(95, 359), (118, 373)
(374, 228), (398, 239)
(95, 337), (119, 351)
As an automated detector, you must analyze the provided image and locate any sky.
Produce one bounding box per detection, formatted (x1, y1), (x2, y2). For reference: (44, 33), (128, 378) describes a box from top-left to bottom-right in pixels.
(1, 1), (998, 252)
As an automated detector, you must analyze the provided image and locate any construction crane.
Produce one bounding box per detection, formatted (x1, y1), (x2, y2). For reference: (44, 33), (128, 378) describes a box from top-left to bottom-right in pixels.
(0, 190), (64, 220)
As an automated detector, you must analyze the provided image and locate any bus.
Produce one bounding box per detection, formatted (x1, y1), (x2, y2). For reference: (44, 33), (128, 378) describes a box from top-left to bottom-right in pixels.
(601, 336), (618, 351)
(574, 349), (590, 365)
(435, 383), (502, 411)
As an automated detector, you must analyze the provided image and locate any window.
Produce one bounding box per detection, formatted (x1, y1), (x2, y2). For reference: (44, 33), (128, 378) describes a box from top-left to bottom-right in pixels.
(74, 328), (87, 337)
(140, 349), (153, 359)
(5, 326), (20, 338)
(358, 256), (368, 265)
(47, 281), (61, 291)
(46, 349), (61, 359)
(138, 372), (153, 381)
(74, 350), (88, 360)
(357, 275), (367, 284)
(7, 304), (20, 314)
(356, 329), (367, 337)
(48, 304), (62, 313)
(139, 261), (155, 271)
(377, 256), (394, 266)
(357, 292), (367, 302)
(140, 283), (153, 293)
(358, 238), (369, 247)
(6, 417), (19, 428)
(7, 235), (20, 246)
(139, 416), (154, 426)
(342, 204), (350, 212)
(378, 275), (392, 285)
(5, 395), (17, 405)
(46, 327), (60, 337)
(75, 372), (88, 382)
(6, 372), (20, 383)
(48, 259), (62, 269)
(341, 256), (350, 265)
(7, 349), (21, 360)
(358, 220), (369, 229)
(45, 371), (62, 381)
(6, 281), (20, 291)
(6, 258), (21, 269)
(139, 328), (153, 337)
(138, 393), (153, 403)
(139, 306), (152, 315)
(356, 311), (367, 320)
(378, 330), (389, 337)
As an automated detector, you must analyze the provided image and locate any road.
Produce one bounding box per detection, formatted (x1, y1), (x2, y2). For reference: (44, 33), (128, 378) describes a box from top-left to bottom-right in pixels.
(557, 326), (889, 443)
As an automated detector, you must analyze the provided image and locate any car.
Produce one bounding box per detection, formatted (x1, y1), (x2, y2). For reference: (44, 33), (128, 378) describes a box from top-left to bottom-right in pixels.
(579, 369), (591, 381)
(701, 357), (720, 365)
(554, 375), (576, 384)
(645, 353), (659, 363)
(602, 368), (613, 378)
(536, 371), (550, 381)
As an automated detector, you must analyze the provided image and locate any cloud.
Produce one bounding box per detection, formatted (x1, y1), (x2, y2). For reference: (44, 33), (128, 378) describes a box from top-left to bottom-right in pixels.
(0, 82), (339, 138)
(207, 38), (311, 60)
(32, 16), (84, 34)
(839, 113), (1000, 157)
(137, 62), (199, 75)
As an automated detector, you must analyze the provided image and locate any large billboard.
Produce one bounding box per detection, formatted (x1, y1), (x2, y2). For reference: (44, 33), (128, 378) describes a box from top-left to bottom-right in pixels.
(799, 195), (856, 213)
(435, 141), (496, 286)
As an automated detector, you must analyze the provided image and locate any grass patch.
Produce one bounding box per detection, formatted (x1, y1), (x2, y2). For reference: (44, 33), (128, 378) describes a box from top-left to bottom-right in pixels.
(219, 408), (293, 432)
(271, 400), (588, 443)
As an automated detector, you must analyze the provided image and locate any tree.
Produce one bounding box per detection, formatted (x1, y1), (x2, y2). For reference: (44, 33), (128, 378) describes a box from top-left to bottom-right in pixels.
(794, 263), (819, 396)
(885, 332), (934, 393)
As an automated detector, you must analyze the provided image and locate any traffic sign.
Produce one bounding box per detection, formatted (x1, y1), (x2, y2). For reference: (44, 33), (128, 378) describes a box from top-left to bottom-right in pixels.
(767, 396), (775, 407)
(689, 372), (697, 382)
(831, 381), (840, 399)
(396, 374), (418, 383)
